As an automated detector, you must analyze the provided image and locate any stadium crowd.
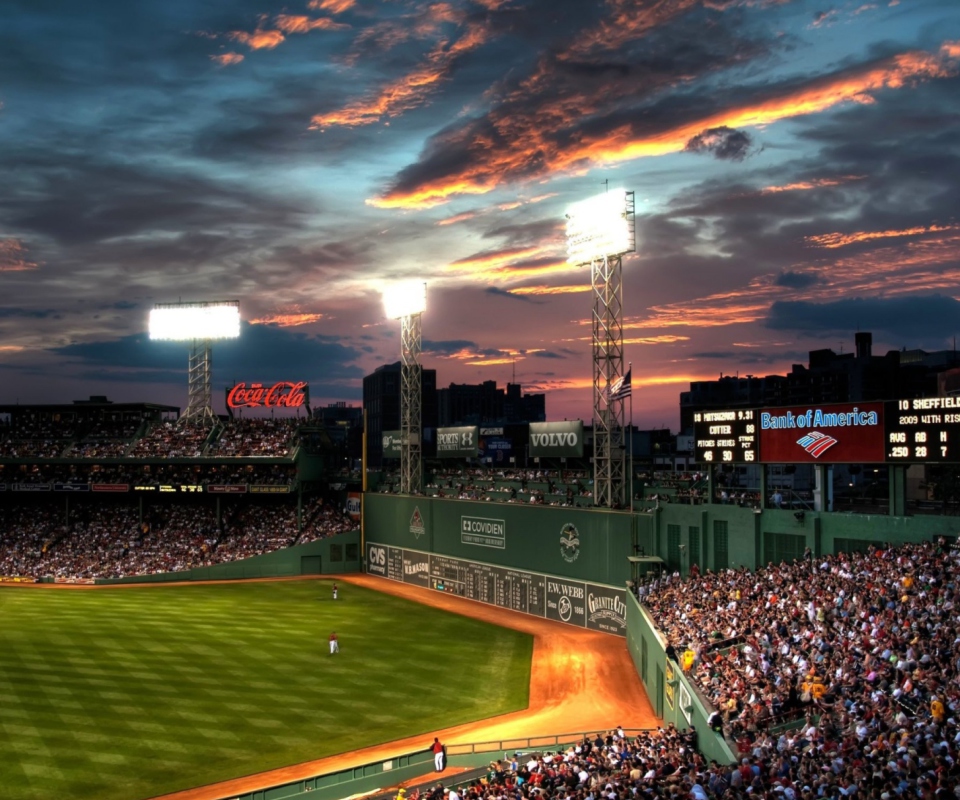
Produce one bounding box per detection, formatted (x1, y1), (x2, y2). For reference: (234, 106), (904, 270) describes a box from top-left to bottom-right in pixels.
(128, 422), (213, 458)
(0, 463), (297, 487)
(208, 419), (300, 457)
(0, 499), (357, 580)
(447, 713), (960, 800)
(639, 538), (960, 798)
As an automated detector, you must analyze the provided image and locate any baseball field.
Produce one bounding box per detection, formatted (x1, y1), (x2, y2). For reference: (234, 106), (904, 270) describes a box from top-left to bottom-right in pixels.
(0, 579), (534, 800)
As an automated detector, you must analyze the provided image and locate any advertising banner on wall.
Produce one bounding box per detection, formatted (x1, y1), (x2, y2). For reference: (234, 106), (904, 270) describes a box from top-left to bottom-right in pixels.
(545, 576), (587, 628)
(206, 484), (247, 494)
(529, 421), (584, 458)
(346, 492), (361, 521)
(436, 426), (479, 458)
(479, 434), (512, 463)
(585, 582), (627, 636)
(401, 550), (431, 587)
(382, 430), (402, 458)
(460, 515), (505, 549)
(758, 402), (885, 463)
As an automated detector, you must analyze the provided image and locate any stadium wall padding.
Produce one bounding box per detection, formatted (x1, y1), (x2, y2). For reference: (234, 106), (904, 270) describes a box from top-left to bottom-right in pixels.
(625, 591), (737, 766)
(95, 530), (360, 585)
(363, 494), (633, 586)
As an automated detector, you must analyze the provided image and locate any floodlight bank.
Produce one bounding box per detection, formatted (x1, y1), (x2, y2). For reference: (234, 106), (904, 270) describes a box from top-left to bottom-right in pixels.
(383, 281), (427, 320)
(149, 302), (241, 341)
(565, 190), (634, 265)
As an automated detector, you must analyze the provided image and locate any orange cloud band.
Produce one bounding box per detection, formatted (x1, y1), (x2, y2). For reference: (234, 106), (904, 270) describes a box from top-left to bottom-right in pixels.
(0, 238), (38, 272)
(370, 43), (959, 208)
(312, 23), (488, 130)
(806, 223), (959, 249)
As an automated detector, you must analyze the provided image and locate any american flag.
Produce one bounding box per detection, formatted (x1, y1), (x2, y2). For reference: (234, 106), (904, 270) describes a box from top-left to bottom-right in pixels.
(607, 368), (632, 401)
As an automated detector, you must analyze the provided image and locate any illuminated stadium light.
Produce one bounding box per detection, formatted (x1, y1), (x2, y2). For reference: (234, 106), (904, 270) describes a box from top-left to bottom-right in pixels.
(381, 282), (426, 495)
(148, 301), (240, 425)
(565, 190), (635, 266)
(382, 281), (427, 320)
(148, 301), (241, 341)
(564, 190), (635, 509)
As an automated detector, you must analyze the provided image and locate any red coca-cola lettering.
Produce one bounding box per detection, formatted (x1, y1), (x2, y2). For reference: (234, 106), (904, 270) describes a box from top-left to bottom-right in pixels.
(227, 381), (308, 409)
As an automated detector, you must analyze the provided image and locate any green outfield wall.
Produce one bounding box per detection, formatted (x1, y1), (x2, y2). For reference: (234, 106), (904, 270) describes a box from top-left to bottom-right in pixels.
(637, 503), (960, 574)
(94, 530), (360, 585)
(625, 590), (737, 766)
(363, 494), (633, 585)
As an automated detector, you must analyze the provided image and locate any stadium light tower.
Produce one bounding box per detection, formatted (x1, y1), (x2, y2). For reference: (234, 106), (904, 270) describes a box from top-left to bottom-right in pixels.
(148, 301), (241, 425)
(383, 282), (426, 495)
(566, 190), (635, 509)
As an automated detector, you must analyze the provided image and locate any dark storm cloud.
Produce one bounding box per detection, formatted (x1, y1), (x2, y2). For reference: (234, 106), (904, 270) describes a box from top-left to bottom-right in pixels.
(690, 350), (810, 365)
(684, 126), (754, 161)
(0, 151), (310, 248)
(423, 339), (478, 356)
(766, 295), (960, 343)
(0, 0), (274, 94)
(485, 287), (538, 303)
(530, 350), (565, 359)
(50, 322), (364, 386)
(775, 271), (819, 289)
(482, 218), (564, 246)
(0, 308), (59, 319)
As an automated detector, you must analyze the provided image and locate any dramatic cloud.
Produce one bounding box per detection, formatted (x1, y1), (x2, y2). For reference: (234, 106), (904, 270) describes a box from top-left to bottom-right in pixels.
(4, 0), (960, 427)
(775, 271), (819, 289)
(370, 42), (960, 208)
(211, 52), (244, 67)
(766, 295), (960, 342)
(51, 323), (365, 387)
(0, 239), (38, 272)
(806, 224), (959, 249)
(229, 29), (285, 50)
(684, 126), (754, 161)
(311, 22), (489, 129)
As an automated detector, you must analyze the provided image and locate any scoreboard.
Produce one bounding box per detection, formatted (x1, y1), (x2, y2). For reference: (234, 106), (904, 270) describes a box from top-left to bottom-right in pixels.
(884, 398), (960, 463)
(693, 399), (960, 464)
(693, 408), (758, 464)
(365, 542), (627, 636)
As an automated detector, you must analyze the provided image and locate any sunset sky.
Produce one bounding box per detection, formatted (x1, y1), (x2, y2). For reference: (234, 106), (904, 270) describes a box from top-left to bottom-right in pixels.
(2, 0), (959, 429)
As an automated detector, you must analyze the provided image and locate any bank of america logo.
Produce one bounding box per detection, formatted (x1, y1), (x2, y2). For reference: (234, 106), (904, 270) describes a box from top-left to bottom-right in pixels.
(797, 431), (838, 458)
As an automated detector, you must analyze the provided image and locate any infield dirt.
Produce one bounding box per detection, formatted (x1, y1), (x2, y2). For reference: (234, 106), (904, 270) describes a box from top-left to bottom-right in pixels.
(147, 573), (657, 800)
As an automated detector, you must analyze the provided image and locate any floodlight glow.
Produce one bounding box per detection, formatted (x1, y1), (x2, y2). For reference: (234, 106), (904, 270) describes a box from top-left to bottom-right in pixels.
(149, 301), (241, 341)
(565, 190), (634, 265)
(383, 281), (427, 319)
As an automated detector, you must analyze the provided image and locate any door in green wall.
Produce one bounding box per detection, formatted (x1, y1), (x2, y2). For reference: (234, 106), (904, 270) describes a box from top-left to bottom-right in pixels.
(655, 664), (664, 717)
(301, 555), (322, 575)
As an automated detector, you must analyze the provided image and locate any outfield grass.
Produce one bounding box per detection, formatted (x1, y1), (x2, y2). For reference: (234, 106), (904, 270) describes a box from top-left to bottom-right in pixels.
(0, 580), (533, 800)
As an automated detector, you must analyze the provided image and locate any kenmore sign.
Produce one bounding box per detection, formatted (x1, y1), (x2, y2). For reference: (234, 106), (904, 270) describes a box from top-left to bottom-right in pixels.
(529, 421), (584, 458)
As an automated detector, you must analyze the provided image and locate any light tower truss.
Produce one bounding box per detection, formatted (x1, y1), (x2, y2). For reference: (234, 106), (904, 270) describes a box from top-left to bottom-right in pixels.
(399, 311), (423, 495)
(565, 190), (635, 509)
(183, 340), (216, 425)
(592, 254), (627, 508)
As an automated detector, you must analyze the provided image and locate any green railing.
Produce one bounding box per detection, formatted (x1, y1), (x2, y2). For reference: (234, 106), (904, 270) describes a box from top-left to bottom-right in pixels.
(232, 728), (656, 800)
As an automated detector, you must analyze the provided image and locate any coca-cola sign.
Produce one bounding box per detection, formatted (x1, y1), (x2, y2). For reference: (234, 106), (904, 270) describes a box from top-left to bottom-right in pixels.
(227, 381), (308, 409)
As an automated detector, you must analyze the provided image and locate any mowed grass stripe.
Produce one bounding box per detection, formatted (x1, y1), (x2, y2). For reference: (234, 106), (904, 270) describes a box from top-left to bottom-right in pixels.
(0, 581), (532, 800)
